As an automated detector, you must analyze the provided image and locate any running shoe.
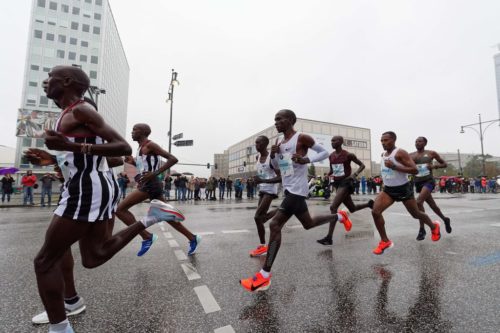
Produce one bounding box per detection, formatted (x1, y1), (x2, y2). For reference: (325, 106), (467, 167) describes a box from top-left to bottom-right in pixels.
(317, 237), (333, 246)
(338, 210), (352, 232)
(249, 245), (268, 257)
(372, 240), (394, 255)
(444, 217), (452, 233)
(137, 234), (158, 257)
(431, 221), (441, 241)
(416, 228), (426, 241)
(32, 297), (86, 324)
(368, 199), (375, 209)
(240, 272), (271, 292)
(148, 199), (185, 222)
(188, 234), (202, 256)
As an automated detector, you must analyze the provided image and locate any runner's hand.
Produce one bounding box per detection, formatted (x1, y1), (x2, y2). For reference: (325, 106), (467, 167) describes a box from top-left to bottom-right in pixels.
(139, 172), (155, 185)
(44, 130), (71, 151)
(270, 138), (280, 158)
(124, 155), (135, 165)
(254, 175), (264, 184)
(292, 153), (309, 164)
(24, 148), (56, 166)
(384, 159), (395, 169)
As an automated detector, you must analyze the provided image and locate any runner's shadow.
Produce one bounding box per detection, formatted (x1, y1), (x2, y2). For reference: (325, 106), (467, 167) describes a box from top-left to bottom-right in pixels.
(239, 293), (279, 332)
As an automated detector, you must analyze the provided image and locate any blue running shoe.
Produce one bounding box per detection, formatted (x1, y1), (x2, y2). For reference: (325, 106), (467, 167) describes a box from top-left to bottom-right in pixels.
(188, 235), (202, 256)
(148, 199), (185, 222)
(137, 234), (158, 257)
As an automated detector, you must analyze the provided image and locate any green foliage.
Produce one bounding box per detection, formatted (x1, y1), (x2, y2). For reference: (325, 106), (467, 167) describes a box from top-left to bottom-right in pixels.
(308, 163), (316, 177)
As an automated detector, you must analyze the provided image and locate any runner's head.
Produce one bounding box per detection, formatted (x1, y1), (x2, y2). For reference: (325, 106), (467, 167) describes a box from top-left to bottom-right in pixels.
(415, 136), (427, 150)
(381, 131), (397, 151)
(274, 109), (296, 133)
(131, 123), (151, 142)
(255, 135), (270, 153)
(331, 136), (344, 149)
(43, 66), (90, 100)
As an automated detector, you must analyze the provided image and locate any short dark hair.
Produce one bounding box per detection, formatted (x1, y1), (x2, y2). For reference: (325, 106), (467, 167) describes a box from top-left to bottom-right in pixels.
(280, 109), (297, 124)
(418, 136), (428, 144)
(257, 135), (269, 146)
(135, 123), (151, 136)
(382, 131), (397, 140)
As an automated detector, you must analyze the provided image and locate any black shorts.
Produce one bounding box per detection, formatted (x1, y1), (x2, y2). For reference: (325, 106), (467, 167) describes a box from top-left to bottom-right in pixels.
(135, 174), (163, 200)
(414, 180), (435, 193)
(259, 191), (278, 199)
(278, 190), (308, 216)
(383, 183), (414, 202)
(332, 178), (354, 195)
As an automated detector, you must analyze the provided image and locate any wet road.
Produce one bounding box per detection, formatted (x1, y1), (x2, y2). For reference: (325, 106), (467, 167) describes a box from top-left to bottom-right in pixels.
(1, 194), (499, 332)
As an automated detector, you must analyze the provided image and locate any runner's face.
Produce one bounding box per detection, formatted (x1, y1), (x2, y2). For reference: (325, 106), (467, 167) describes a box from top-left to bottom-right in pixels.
(131, 125), (142, 141)
(43, 68), (65, 100)
(331, 137), (342, 149)
(381, 134), (395, 150)
(255, 138), (266, 152)
(415, 137), (426, 150)
(274, 112), (292, 133)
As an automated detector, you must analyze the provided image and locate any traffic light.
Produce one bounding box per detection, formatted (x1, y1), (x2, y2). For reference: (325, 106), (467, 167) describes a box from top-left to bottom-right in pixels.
(243, 161), (247, 167)
(207, 163), (210, 169)
(214, 163), (218, 169)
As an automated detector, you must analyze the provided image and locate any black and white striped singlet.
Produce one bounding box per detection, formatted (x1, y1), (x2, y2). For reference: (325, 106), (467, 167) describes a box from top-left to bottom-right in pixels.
(53, 100), (119, 222)
(136, 141), (160, 174)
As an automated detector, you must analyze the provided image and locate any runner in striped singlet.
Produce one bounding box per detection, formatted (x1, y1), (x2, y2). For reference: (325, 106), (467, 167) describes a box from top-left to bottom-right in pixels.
(25, 66), (180, 333)
(117, 123), (201, 256)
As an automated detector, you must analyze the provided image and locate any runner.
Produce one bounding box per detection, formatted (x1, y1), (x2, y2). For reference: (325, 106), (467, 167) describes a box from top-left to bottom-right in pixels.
(410, 136), (452, 240)
(317, 135), (374, 245)
(240, 109), (352, 292)
(249, 135), (281, 257)
(26, 65), (183, 333)
(371, 131), (441, 255)
(117, 123), (201, 256)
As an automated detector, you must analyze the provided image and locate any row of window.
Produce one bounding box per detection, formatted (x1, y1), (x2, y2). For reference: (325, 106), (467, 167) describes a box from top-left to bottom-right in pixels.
(34, 23), (100, 39)
(34, 31), (93, 47)
(30, 65), (98, 79)
(38, 0), (103, 10)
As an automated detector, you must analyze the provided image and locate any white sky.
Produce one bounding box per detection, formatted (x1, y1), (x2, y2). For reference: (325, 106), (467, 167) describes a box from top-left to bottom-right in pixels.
(1, 0), (500, 176)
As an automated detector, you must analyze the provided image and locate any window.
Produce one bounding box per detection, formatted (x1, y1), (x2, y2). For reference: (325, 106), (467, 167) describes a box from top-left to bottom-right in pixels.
(58, 34), (66, 43)
(40, 96), (49, 105)
(85, 0), (92, 3)
(48, 21), (56, 26)
(29, 81), (38, 87)
(71, 22), (79, 30)
(72, 7), (80, 15)
(37, 0), (46, 8)
(36, 139), (45, 148)
(43, 67), (51, 72)
(35, 19), (44, 24)
(80, 55), (87, 62)
(34, 30), (42, 39)
(30, 65), (40, 71)
(46, 33), (54, 41)
(83, 14), (91, 18)
(90, 55), (98, 64)
(49, 1), (57, 10)
(68, 52), (76, 60)
(23, 138), (32, 147)
(56, 50), (65, 58)
(70, 37), (77, 45)
(93, 26), (100, 35)
(61, 4), (69, 13)
(96, 0), (102, 5)
(81, 40), (88, 47)
(94, 13), (101, 20)
(82, 24), (90, 32)
(89, 71), (97, 79)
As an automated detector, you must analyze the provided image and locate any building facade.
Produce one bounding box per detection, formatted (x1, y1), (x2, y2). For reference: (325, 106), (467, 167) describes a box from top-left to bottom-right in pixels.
(211, 150), (229, 178)
(214, 118), (372, 179)
(14, 0), (129, 172)
(495, 51), (500, 120)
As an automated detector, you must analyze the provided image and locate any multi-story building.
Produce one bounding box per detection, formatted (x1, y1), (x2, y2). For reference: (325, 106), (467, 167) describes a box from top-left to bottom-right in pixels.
(211, 150), (229, 178)
(214, 118), (372, 179)
(494, 50), (500, 120)
(14, 0), (129, 173)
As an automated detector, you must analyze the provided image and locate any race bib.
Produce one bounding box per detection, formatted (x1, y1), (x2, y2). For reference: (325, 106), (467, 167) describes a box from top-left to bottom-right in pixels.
(278, 153), (294, 177)
(331, 163), (345, 177)
(416, 164), (430, 177)
(381, 158), (395, 180)
(56, 153), (70, 181)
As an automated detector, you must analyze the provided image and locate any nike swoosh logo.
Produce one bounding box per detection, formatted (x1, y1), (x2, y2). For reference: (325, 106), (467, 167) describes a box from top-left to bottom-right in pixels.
(251, 281), (268, 291)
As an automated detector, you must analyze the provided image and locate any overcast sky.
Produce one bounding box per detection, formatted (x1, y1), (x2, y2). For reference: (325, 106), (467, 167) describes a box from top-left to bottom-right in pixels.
(2, 0), (500, 176)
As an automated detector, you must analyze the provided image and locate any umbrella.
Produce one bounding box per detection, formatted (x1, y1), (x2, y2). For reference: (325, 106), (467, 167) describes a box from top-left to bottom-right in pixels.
(182, 172), (194, 176)
(170, 172), (182, 177)
(0, 167), (19, 175)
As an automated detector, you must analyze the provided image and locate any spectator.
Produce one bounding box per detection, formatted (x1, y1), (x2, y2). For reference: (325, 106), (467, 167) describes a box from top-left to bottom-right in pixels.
(164, 175), (172, 200)
(40, 173), (57, 207)
(226, 176), (233, 199)
(218, 177), (226, 200)
(354, 177), (360, 195)
(234, 178), (243, 199)
(246, 178), (255, 199)
(1, 173), (15, 203)
(187, 176), (195, 200)
(194, 177), (201, 200)
(21, 170), (37, 205)
(117, 172), (130, 199)
(178, 176), (187, 201)
(174, 176), (180, 200)
(361, 176), (367, 194)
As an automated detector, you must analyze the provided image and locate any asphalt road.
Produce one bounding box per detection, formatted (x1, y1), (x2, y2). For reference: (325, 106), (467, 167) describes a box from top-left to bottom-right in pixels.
(1, 194), (499, 333)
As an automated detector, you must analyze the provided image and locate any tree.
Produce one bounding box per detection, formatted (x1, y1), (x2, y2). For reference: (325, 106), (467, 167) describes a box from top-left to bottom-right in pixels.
(462, 154), (494, 177)
(433, 163), (458, 177)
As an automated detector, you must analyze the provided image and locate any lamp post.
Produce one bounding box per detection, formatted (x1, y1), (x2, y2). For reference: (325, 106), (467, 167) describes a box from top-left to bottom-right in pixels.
(166, 69), (179, 154)
(89, 85), (106, 107)
(460, 113), (500, 176)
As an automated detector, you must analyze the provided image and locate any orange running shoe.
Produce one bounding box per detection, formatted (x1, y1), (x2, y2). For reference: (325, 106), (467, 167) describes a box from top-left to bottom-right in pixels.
(372, 240), (394, 255)
(240, 272), (271, 292)
(338, 210), (352, 232)
(249, 245), (268, 257)
(431, 221), (441, 241)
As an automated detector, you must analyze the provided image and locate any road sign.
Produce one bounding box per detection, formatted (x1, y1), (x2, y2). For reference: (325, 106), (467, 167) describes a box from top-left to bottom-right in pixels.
(173, 140), (193, 147)
(173, 133), (183, 140)
(238, 166), (245, 172)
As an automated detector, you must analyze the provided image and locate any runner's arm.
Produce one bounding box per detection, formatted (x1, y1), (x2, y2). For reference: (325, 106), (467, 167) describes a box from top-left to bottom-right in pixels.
(293, 134), (328, 164)
(430, 151), (447, 169)
(106, 157), (124, 168)
(393, 149), (418, 174)
(148, 142), (178, 176)
(349, 153), (365, 178)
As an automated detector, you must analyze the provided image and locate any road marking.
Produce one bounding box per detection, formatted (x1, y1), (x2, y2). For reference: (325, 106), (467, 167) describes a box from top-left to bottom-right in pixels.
(214, 325), (235, 333)
(181, 263), (201, 280)
(197, 231), (215, 235)
(490, 223), (500, 227)
(194, 285), (221, 313)
(163, 232), (173, 239)
(174, 250), (187, 261)
(222, 229), (249, 234)
(445, 251), (458, 255)
(470, 251), (500, 267)
(168, 239), (180, 248)
(287, 224), (303, 229)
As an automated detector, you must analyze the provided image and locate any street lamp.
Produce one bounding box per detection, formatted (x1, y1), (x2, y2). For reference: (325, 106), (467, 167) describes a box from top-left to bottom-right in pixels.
(88, 85), (106, 107)
(166, 69), (179, 174)
(460, 113), (500, 176)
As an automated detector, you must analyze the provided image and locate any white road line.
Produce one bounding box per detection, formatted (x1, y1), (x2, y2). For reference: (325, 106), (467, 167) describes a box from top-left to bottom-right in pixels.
(194, 285), (221, 314)
(197, 231), (215, 235)
(168, 239), (180, 248)
(445, 251), (458, 255)
(180, 263), (201, 280)
(491, 223), (500, 227)
(222, 229), (249, 234)
(287, 225), (302, 229)
(214, 325), (235, 333)
(163, 232), (173, 239)
(174, 250), (187, 261)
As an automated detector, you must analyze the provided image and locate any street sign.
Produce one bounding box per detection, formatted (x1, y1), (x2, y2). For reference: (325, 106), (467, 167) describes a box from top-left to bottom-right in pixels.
(238, 166), (245, 172)
(173, 140), (193, 147)
(173, 133), (183, 140)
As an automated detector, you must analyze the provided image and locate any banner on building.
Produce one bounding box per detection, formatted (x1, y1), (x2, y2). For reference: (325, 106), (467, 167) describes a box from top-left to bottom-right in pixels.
(15, 109), (59, 138)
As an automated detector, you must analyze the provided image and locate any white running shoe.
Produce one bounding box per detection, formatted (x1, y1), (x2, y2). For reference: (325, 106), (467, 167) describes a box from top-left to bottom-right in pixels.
(32, 297), (86, 324)
(148, 199), (185, 222)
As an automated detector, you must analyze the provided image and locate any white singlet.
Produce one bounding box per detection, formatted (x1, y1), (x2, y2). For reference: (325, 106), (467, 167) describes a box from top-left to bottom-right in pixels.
(274, 132), (309, 197)
(380, 148), (409, 187)
(256, 153), (278, 195)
